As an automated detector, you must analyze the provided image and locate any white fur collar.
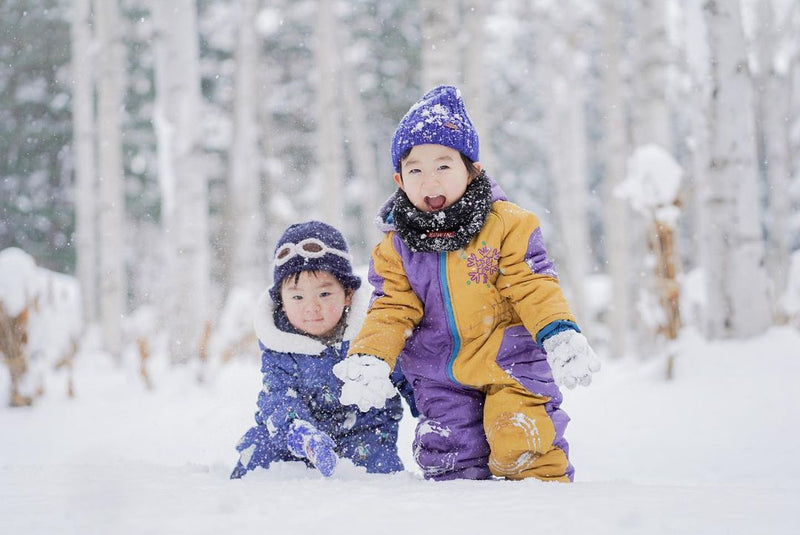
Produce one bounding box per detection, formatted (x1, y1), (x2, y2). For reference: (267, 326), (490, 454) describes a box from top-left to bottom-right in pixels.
(252, 285), (369, 356)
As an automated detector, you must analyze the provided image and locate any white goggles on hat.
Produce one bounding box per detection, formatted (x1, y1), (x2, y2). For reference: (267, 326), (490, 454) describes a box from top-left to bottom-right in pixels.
(274, 237), (352, 266)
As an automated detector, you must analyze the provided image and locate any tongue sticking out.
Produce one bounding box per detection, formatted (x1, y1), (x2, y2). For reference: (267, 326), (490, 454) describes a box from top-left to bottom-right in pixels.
(425, 195), (447, 211)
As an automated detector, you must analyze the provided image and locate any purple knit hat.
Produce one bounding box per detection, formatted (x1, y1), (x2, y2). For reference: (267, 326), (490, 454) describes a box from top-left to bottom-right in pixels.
(390, 85), (480, 172)
(268, 221), (361, 304)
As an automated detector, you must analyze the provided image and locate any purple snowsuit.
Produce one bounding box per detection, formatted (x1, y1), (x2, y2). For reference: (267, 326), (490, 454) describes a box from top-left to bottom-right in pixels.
(349, 176), (576, 481)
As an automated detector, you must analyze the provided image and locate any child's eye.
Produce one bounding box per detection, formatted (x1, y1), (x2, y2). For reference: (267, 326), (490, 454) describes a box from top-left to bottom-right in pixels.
(408, 168), (421, 174)
(290, 295), (303, 301)
(438, 165), (450, 171)
(319, 291), (332, 298)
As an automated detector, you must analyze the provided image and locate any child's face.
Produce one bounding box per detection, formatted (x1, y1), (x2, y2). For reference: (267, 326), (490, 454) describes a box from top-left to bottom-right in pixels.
(393, 144), (480, 212)
(280, 271), (352, 337)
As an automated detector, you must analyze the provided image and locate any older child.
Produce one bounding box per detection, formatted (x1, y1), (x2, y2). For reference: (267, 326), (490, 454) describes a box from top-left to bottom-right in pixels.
(231, 221), (415, 479)
(334, 85), (600, 482)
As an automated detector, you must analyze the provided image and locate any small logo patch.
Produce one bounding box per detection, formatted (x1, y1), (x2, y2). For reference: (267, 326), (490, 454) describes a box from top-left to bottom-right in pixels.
(443, 122), (459, 130)
(425, 231), (455, 239)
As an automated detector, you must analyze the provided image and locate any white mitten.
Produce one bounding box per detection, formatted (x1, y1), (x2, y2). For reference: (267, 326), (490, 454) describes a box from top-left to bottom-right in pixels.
(542, 330), (601, 389)
(332, 354), (396, 412)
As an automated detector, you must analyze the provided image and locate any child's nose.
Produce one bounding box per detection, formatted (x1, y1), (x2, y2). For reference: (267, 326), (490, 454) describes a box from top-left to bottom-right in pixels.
(423, 172), (441, 186)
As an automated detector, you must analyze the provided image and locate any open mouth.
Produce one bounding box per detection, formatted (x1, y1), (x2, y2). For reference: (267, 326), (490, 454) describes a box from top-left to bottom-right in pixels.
(424, 195), (447, 211)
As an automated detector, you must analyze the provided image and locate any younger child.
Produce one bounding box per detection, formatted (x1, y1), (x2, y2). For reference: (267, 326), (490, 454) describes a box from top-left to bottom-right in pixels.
(334, 85), (600, 482)
(231, 220), (415, 479)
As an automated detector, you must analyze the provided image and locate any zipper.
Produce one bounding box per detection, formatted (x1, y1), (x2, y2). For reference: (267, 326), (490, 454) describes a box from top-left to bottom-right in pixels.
(439, 252), (462, 385)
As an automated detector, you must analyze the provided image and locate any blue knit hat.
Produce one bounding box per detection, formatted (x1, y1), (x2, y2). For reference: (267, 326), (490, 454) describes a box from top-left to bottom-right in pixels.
(390, 85), (480, 172)
(269, 221), (361, 304)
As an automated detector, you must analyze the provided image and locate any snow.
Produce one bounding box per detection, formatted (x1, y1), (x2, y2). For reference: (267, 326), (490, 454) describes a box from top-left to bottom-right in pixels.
(2, 249), (800, 534)
(0, 248), (82, 391)
(2, 322), (800, 534)
(616, 143), (683, 226)
(0, 247), (39, 317)
(781, 251), (800, 320)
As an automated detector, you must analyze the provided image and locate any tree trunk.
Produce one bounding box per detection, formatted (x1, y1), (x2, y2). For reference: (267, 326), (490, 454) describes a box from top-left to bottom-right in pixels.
(537, 10), (591, 327)
(227, 0), (262, 293)
(71, 0), (97, 325)
(633, 0), (672, 149)
(630, 0), (679, 351)
(313, 0), (344, 228)
(421, 3), (460, 89)
(339, 30), (381, 254)
(754, 0), (792, 317)
(462, 2), (493, 169)
(93, 0), (125, 358)
(152, 0), (210, 364)
(673, 0), (711, 278)
(702, 0), (771, 338)
(257, 60), (278, 256)
(601, 0), (632, 358)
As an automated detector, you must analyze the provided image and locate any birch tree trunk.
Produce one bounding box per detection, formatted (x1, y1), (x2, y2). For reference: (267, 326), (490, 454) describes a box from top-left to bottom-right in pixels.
(754, 0), (792, 316)
(314, 0), (344, 227)
(71, 0), (97, 324)
(536, 8), (591, 326)
(152, 0), (210, 364)
(633, 0), (672, 149)
(600, 0), (632, 358)
(227, 0), (262, 292)
(674, 0), (711, 275)
(257, 63), (279, 257)
(462, 1), (493, 169)
(421, 3), (460, 89)
(93, 0), (125, 358)
(339, 28), (381, 252)
(702, 0), (771, 338)
(551, 74), (590, 326)
(630, 0), (682, 350)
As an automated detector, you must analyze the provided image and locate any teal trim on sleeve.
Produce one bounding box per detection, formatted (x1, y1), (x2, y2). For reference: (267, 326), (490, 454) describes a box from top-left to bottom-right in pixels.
(536, 320), (580, 347)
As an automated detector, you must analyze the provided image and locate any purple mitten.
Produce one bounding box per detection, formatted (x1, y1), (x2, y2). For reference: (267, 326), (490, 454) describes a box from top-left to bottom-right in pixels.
(287, 419), (338, 477)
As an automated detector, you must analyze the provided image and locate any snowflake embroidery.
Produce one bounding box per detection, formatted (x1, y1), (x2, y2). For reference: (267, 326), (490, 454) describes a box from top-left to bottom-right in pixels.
(467, 245), (500, 284)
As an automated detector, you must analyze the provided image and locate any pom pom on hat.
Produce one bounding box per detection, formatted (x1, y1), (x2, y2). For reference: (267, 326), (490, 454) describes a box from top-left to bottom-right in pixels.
(390, 85), (480, 172)
(269, 221), (361, 305)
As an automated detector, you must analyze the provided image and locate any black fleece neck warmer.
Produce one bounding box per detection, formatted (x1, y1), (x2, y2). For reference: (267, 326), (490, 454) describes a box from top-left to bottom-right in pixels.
(392, 170), (492, 252)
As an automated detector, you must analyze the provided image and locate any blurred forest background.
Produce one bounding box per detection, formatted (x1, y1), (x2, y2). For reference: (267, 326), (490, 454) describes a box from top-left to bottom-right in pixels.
(1, 0), (799, 403)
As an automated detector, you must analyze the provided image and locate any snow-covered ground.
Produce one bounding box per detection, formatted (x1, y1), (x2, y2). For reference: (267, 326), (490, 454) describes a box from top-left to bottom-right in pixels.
(2, 326), (799, 534)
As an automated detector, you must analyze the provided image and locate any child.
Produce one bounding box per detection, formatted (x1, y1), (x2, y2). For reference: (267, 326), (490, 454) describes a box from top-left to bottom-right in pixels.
(231, 220), (415, 479)
(334, 85), (600, 482)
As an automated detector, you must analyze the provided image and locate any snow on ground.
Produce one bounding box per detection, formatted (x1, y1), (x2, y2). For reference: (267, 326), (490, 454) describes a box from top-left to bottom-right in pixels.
(2, 326), (800, 534)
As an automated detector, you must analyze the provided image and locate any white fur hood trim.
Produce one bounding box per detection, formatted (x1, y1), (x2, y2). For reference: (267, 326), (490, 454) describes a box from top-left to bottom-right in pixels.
(252, 284), (369, 356)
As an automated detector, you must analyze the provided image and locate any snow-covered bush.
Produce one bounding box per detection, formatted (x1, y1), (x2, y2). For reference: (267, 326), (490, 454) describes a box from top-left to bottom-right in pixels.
(208, 286), (258, 363)
(0, 248), (82, 406)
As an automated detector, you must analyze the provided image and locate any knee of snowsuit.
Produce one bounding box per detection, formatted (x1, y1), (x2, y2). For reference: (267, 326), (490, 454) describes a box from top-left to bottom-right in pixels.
(483, 383), (572, 481)
(232, 398), (405, 477)
(409, 376), (573, 482)
(335, 420), (404, 474)
(232, 422), (296, 476)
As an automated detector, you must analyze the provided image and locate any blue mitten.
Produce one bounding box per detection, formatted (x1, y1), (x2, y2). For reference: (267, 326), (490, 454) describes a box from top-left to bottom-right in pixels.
(286, 419), (338, 477)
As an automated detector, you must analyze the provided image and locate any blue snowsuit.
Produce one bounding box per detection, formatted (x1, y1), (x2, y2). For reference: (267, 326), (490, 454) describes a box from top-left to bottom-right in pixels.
(231, 290), (415, 477)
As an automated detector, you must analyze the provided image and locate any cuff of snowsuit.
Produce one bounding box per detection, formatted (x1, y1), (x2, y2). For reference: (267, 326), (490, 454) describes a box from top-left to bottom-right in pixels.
(536, 320), (580, 348)
(390, 366), (420, 417)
